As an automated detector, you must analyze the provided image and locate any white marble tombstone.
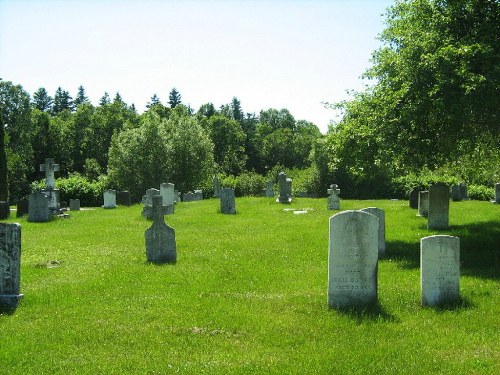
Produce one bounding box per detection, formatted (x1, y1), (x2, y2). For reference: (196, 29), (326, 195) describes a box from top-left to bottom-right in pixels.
(0, 223), (23, 312)
(421, 235), (460, 307)
(160, 183), (175, 215)
(428, 183), (450, 229)
(220, 188), (236, 214)
(418, 191), (429, 217)
(103, 189), (117, 209)
(28, 191), (50, 222)
(359, 207), (385, 257)
(328, 210), (379, 308)
(145, 195), (176, 264)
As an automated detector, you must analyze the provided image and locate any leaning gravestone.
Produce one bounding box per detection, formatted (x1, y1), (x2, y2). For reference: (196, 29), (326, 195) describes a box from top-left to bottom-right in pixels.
(28, 191), (50, 222)
(16, 198), (29, 218)
(0, 223), (23, 312)
(145, 195), (176, 264)
(0, 201), (9, 220)
(360, 207), (385, 257)
(103, 189), (117, 209)
(421, 235), (460, 307)
(409, 188), (420, 209)
(451, 185), (461, 202)
(328, 210), (378, 308)
(69, 199), (80, 211)
(428, 183), (450, 229)
(220, 188), (236, 214)
(277, 172), (292, 203)
(160, 183), (175, 215)
(418, 191), (429, 217)
(494, 183), (500, 204)
(116, 191), (131, 206)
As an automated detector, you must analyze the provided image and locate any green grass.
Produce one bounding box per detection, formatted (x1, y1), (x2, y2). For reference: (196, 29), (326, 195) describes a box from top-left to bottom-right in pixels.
(1, 198), (499, 374)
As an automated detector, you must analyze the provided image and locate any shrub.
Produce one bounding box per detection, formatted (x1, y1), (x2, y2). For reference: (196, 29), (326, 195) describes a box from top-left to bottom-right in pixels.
(468, 184), (494, 201)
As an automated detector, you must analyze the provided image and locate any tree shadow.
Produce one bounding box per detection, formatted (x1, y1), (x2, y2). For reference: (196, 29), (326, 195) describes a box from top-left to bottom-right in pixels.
(330, 301), (400, 324)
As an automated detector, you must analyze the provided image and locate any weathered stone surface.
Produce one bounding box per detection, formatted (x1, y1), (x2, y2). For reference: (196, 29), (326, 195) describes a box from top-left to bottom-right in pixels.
(494, 183), (500, 204)
(183, 192), (196, 202)
(103, 189), (117, 209)
(328, 210), (378, 308)
(421, 235), (460, 307)
(116, 191), (131, 206)
(428, 183), (450, 229)
(418, 191), (429, 217)
(0, 201), (9, 220)
(39, 158), (59, 190)
(213, 174), (220, 198)
(409, 188), (420, 209)
(28, 191), (50, 222)
(327, 193), (340, 210)
(160, 183), (175, 214)
(277, 172), (292, 203)
(194, 190), (203, 201)
(145, 195), (176, 264)
(220, 188), (236, 214)
(265, 181), (274, 198)
(359, 207), (385, 257)
(451, 185), (461, 202)
(142, 188), (160, 219)
(0, 223), (23, 312)
(459, 183), (468, 200)
(16, 198), (29, 218)
(69, 199), (80, 211)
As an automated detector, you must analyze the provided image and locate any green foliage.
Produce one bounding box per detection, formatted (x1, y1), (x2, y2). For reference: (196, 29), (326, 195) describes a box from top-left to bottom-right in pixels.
(220, 171), (267, 197)
(467, 184), (495, 201)
(168, 87), (182, 108)
(287, 167), (322, 196)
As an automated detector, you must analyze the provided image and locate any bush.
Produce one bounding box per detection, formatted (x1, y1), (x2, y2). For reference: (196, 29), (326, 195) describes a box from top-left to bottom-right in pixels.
(468, 184), (495, 201)
(220, 172), (267, 197)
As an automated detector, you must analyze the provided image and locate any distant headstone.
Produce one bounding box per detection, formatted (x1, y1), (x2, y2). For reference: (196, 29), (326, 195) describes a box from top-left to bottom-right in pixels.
(418, 191), (429, 217)
(327, 184), (340, 196)
(183, 192), (196, 202)
(359, 207), (385, 257)
(409, 188), (420, 209)
(421, 235), (460, 307)
(428, 183), (450, 229)
(459, 183), (468, 200)
(328, 210), (378, 308)
(40, 158), (59, 190)
(494, 183), (500, 204)
(145, 195), (176, 264)
(220, 188), (236, 214)
(265, 181), (274, 198)
(327, 184), (341, 210)
(213, 174), (220, 198)
(194, 190), (203, 201)
(174, 191), (181, 202)
(142, 188), (160, 219)
(0, 223), (23, 312)
(0, 201), (9, 220)
(69, 199), (80, 211)
(451, 185), (461, 202)
(160, 183), (175, 214)
(28, 191), (50, 222)
(103, 189), (117, 209)
(277, 172), (292, 203)
(116, 191), (131, 206)
(16, 198), (29, 218)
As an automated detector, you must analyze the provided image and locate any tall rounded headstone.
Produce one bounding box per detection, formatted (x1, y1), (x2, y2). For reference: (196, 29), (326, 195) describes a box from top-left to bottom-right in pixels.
(359, 207), (385, 257)
(409, 188), (420, 209)
(145, 195), (176, 264)
(428, 183), (450, 229)
(418, 191), (429, 217)
(328, 210), (379, 308)
(0, 223), (23, 312)
(103, 189), (117, 209)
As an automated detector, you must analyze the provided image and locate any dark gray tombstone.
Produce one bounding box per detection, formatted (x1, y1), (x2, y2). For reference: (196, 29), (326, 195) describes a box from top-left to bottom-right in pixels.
(328, 210), (378, 309)
(277, 172), (292, 203)
(183, 192), (196, 202)
(428, 183), (450, 230)
(451, 185), (461, 202)
(421, 235), (460, 307)
(16, 198), (29, 218)
(28, 191), (50, 222)
(409, 188), (420, 209)
(69, 199), (80, 211)
(116, 191), (131, 206)
(494, 183), (500, 204)
(220, 188), (236, 214)
(0, 201), (9, 220)
(459, 183), (468, 200)
(194, 190), (203, 201)
(142, 188), (160, 219)
(418, 191), (429, 217)
(145, 195), (176, 264)
(359, 207), (385, 257)
(0, 223), (23, 312)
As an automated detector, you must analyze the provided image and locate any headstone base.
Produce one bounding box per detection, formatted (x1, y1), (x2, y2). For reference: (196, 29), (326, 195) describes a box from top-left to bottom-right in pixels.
(0, 294), (24, 312)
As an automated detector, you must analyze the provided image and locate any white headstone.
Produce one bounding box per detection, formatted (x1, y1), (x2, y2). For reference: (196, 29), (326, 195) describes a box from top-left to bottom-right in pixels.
(145, 195), (176, 264)
(328, 210), (379, 308)
(359, 207), (385, 257)
(428, 183), (450, 229)
(160, 183), (175, 214)
(0, 223), (23, 312)
(103, 189), (117, 209)
(421, 235), (460, 306)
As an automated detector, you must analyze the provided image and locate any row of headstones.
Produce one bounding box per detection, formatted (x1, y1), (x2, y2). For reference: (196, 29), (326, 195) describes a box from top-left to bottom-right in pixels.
(410, 183), (453, 230)
(328, 210), (460, 308)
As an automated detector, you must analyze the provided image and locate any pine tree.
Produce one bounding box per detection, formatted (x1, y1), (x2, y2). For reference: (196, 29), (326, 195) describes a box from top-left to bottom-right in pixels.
(146, 94), (161, 108)
(52, 87), (74, 114)
(32, 87), (53, 112)
(99, 92), (111, 106)
(168, 88), (181, 108)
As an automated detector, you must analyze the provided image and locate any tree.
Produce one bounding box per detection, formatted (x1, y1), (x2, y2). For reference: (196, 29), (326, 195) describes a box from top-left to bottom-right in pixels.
(0, 112), (7, 201)
(74, 85), (89, 107)
(146, 94), (161, 108)
(168, 88), (182, 108)
(230, 97), (244, 123)
(99, 92), (111, 106)
(32, 87), (53, 112)
(52, 87), (73, 114)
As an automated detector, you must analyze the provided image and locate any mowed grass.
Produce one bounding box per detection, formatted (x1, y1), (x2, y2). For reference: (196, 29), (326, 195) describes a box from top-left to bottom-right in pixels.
(1, 198), (499, 374)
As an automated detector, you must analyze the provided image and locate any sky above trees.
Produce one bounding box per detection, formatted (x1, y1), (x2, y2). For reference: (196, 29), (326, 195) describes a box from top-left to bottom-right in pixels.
(0, 0), (393, 133)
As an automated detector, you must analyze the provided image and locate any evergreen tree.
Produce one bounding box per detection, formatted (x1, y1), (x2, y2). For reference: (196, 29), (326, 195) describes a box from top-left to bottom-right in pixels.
(73, 85), (89, 107)
(52, 87), (73, 114)
(230, 97), (244, 123)
(146, 94), (161, 108)
(32, 87), (53, 112)
(168, 88), (182, 108)
(0, 113), (7, 201)
(99, 92), (111, 106)
(113, 92), (124, 104)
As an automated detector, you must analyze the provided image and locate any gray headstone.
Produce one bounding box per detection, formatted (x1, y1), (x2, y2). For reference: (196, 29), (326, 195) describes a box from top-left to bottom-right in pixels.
(160, 183), (175, 214)
(409, 188), (420, 209)
(69, 199), (80, 211)
(183, 192), (196, 202)
(0, 201), (9, 220)
(494, 183), (500, 204)
(421, 235), (460, 307)
(145, 195), (176, 264)
(327, 184), (340, 196)
(451, 185), (461, 202)
(428, 183), (450, 229)
(265, 181), (274, 198)
(418, 191), (429, 217)
(213, 174), (220, 198)
(359, 207), (385, 257)
(194, 190), (203, 201)
(28, 191), (50, 222)
(459, 183), (468, 200)
(220, 188), (236, 214)
(328, 210), (378, 308)
(39, 158), (60, 190)
(103, 189), (117, 209)
(116, 191), (131, 206)
(327, 193), (340, 210)
(16, 198), (29, 218)
(0, 223), (23, 312)
(41, 188), (60, 214)
(277, 172), (292, 203)
(174, 190), (181, 203)
(142, 188), (160, 219)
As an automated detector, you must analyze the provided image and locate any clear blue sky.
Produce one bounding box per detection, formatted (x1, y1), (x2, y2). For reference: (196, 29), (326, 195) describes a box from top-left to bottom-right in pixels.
(0, 0), (394, 133)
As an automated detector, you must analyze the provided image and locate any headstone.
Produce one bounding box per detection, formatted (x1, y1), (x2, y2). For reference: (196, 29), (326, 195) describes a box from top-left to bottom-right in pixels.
(418, 191), (429, 217)
(459, 183), (468, 200)
(183, 192), (196, 202)
(16, 198), (29, 218)
(40, 158), (60, 190)
(409, 188), (420, 209)
(451, 185), (461, 202)
(265, 181), (274, 198)
(174, 191), (181, 202)
(160, 183), (175, 214)
(145, 195), (176, 264)
(428, 183), (450, 229)
(142, 188), (160, 219)
(327, 184), (341, 210)
(103, 189), (117, 209)
(0, 201), (9, 220)
(69, 199), (80, 211)
(421, 235), (460, 307)
(220, 188), (236, 214)
(28, 191), (50, 222)
(494, 183), (500, 204)
(0, 223), (23, 312)
(359, 207), (385, 257)
(276, 172), (292, 203)
(328, 210), (378, 309)
(327, 184), (340, 196)
(213, 174), (220, 198)
(116, 191), (131, 206)
(194, 190), (203, 201)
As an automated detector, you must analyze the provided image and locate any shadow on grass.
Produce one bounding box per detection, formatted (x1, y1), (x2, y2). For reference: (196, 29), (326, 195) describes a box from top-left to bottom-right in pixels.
(331, 302), (400, 324)
(424, 295), (476, 313)
(385, 220), (500, 280)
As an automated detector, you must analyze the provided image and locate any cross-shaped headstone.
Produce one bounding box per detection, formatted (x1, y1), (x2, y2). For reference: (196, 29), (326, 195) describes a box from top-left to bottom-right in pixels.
(151, 195), (169, 224)
(39, 158), (60, 190)
(145, 195), (176, 263)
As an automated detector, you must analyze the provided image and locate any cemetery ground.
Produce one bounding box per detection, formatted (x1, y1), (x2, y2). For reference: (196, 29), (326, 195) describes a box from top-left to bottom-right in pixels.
(1, 198), (499, 374)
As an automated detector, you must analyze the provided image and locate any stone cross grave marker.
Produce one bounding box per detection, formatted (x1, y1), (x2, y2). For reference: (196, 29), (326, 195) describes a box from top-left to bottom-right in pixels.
(220, 188), (236, 214)
(40, 158), (59, 190)
(160, 183), (175, 215)
(103, 189), (117, 209)
(145, 195), (176, 264)
(0, 223), (23, 312)
(28, 191), (50, 222)
(142, 188), (160, 219)
(328, 210), (378, 308)
(428, 183), (450, 229)
(359, 207), (385, 257)
(418, 191), (429, 217)
(421, 235), (460, 307)
(327, 184), (341, 210)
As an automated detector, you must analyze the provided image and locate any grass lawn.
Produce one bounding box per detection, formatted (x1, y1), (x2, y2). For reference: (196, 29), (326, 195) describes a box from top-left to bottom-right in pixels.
(1, 198), (499, 374)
